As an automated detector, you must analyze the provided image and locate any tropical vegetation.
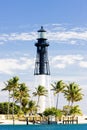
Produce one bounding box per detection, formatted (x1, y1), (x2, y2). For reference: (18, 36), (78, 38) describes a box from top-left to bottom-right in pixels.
(0, 102), (20, 114)
(51, 80), (66, 109)
(63, 82), (83, 106)
(0, 76), (84, 121)
(43, 107), (62, 118)
(33, 85), (48, 107)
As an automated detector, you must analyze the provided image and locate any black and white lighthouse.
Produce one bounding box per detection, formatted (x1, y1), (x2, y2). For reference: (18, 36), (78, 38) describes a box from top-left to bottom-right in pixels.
(34, 26), (50, 75)
(34, 27), (51, 113)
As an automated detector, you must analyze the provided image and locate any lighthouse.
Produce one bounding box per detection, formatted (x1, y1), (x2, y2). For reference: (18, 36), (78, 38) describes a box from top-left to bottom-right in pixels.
(34, 26), (50, 75)
(34, 26), (51, 113)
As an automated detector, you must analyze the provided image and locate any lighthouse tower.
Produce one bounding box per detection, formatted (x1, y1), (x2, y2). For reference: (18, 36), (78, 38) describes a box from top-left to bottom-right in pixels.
(34, 26), (50, 75)
(34, 26), (51, 113)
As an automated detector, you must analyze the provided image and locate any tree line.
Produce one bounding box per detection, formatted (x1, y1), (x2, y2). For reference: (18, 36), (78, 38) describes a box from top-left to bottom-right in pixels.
(1, 76), (83, 118)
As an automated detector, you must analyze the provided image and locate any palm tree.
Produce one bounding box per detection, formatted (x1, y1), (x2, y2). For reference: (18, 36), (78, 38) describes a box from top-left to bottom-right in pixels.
(21, 98), (29, 114)
(2, 80), (13, 119)
(33, 85), (48, 108)
(14, 83), (29, 110)
(64, 82), (83, 107)
(70, 105), (82, 117)
(21, 98), (29, 108)
(9, 76), (19, 124)
(28, 100), (37, 115)
(51, 80), (66, 109)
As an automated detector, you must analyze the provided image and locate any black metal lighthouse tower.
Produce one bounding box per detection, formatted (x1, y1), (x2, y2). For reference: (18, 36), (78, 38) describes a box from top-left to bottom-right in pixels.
(34, 26), (50, 75)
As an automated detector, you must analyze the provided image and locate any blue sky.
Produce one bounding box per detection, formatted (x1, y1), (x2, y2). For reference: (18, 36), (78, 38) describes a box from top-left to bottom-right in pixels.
(0, 0), (87, 114)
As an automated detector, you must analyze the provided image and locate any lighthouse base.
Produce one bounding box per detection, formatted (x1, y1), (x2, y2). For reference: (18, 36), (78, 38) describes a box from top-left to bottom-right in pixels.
(34, 75), (52, 113)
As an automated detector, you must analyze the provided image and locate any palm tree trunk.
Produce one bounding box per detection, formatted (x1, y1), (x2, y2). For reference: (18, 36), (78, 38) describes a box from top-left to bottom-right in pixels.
(68, 101), (70, 106)
(12, 89), (15, 125)
(66, 101), (71, 115)
(7, 91), (10, 119)
(37, 96), (40, 107)
(56, 93), (59, 109)
(37, 96), (40, 113)
(71, 101), (73, 107)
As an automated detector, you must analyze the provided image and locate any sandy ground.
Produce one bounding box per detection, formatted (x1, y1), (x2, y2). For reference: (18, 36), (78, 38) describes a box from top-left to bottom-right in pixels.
(0, 115), (87, 125)
(0, 120), (25, 125)
(0, 119), (33, 125)
(78, 115), (87, 124)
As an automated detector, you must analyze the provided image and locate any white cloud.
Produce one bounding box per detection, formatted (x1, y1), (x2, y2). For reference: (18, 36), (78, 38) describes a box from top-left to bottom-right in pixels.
(0, 57), (34, 74)
(79, 61), (87, 68)
(0, 54), (84, 75)
(54, 63), (66, 68)
(0, 24), (87, 44)
(47, 31), (87, 42)
(51, 55), (84, 69)
(0, 32), (37, 41)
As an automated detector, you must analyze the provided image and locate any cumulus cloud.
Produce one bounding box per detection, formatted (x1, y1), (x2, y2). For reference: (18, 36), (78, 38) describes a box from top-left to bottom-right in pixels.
(0, 24), (87, 44)
(54, 63), (66, 69)
(51, 54), (84, 69)
(0, 32), (37, 41)
(0, 54), (85, 75)
(0, 57), (34, 74)
(47, 31), (87, 42)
